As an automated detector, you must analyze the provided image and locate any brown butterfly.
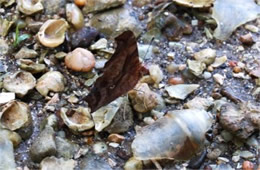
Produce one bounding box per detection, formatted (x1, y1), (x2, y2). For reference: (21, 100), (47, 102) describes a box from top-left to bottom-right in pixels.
(85, 31), (147, 112)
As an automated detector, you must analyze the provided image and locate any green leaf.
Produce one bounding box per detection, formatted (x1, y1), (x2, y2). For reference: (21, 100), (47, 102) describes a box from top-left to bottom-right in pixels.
(17, 34), (31, 44)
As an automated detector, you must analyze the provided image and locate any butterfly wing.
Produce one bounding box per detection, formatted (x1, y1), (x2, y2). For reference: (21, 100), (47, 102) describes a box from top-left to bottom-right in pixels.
(85, 31), (144, 112)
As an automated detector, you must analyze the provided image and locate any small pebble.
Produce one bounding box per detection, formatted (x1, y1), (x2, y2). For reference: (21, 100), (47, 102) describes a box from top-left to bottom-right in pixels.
(232, 155), (240, 162)
(143, 117), (155, 125)
(168, 77), (184, 85)
(213, 74), (225, 85)
(108, 134), (125, 143)
(245, 24), (259, 33)
(203, 71), (212, 79)
(240, 151), (255, 159)
(167, 52), (175, 60)
(109, 142), (119, 148)
(74, 0), (86, 7)
(233, 66), (242, 73)
(207, 148), (222, 160)
(167, 63), (179, 74)
(242, 161), (254, 170)
(239, 33), (254, 45)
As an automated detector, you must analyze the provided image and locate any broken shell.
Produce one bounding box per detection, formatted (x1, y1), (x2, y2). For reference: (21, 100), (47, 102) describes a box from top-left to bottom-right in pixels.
(211, 55), (227, 68)
(37, 19), (68, 48)
(36, 71), (65, 96)
(0, 100), (33, 139)
(66, 3), (84, 30)
(187, 59), (206, 77)
(165, 84), (199, 100)
(65, 48), (95, 72)
(60, 107), (94, 132)
(92, 97), (123, 132)
(128, 83), (158, 113)
(132, 109), (213, 160)
(194, 48), (216, 65)
(173, 0), (214, 8)
(19, 59), (46, 74)
(17, 0), (44, 15)
(3, 71), (36, 97)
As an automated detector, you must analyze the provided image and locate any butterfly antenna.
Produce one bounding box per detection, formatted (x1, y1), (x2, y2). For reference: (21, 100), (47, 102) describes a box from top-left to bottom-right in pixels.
(143, 37), (155, 59)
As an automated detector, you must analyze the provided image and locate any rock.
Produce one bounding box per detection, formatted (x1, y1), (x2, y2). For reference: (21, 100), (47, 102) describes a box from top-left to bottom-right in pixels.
(70, 27), (100, 49)
(245, 24), (259, 33)
(40, 156), (76, 170)
(36, 71), (65, 96)
(213, 73), (224, 85)
(215, 163), (233, 170)
(74, 0), (86, 7)
(0, 137), (16, 170)
(42, 0), (66, 15)
(187, 59), (206, 76)
(239, 33), (254, 45)
(83, 0), (126, 13)
(30, 127), (56, 163)
(93, 142), (107, 154)
(3, 71), (36, 97)
(220, 130), (233, 142)
(138, 44), (154, 60)
(80, 153), (112, 170)
(219, 103), (260, 139)
(149, 64), (163, 84)
(168, 77), (184, 85)
(143, 117), (156, 126)
(55, 136), (79, 159)
(207, 148), (222, 160)
(167, 63), (179, 74)
(104, 97), (134, 133)
(132, 0), (151, 7)
(194, 48), (216, 65)
(60, 107), (94, 133)
(107, 134), (125, 143)
(0, 100), (33, 139)
(18, 59), (46, 74)
(66, 3), (84, 30)
(246, 135), (259, 148)
(242, 160), (254, 170)
(211, 55), (227, 68)
(92, 97), (124, 132)
(203, 71), (212, 79)
(165, 84), (199, 100)
(124, 157), (143, 170)
(40, 114), (58, 130)
(128, 83), (158, 113)
(15, 47), (38, 59)
(0, 92), (15, 104)
(232, 155), (240, 162)
(90, 38), (108, 50)
(65, 48), (96, 72)
(55, 52), (67, 60)
(0, 128), (22, 147)
(173, 0), (214, 8)
(184, 97), (213, 110)
(0, 38), (9, 55)
(0, 18), (13, 37)
(240, 151), (255, 159)
(90, 7), (142, 38)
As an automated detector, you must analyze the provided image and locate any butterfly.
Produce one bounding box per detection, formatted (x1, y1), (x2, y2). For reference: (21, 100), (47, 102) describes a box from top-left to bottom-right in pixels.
(85, 31), (147, 112)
